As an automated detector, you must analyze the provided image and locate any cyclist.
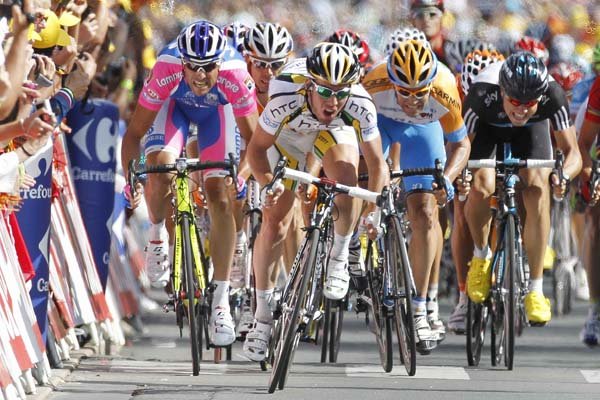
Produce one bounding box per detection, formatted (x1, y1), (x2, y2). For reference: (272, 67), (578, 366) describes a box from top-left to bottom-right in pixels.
(409, 0), (452, 68)
(463, 51), (581, 326)
(242, 42), (388, 362)
(121, 20), (259, 347)
(576, 75), (600, 346)
(234, 21), (294, 336)
(363, 39), (470, 350)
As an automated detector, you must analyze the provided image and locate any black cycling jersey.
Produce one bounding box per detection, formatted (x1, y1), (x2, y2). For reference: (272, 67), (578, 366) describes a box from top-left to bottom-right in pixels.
(462, 62), (571, 134)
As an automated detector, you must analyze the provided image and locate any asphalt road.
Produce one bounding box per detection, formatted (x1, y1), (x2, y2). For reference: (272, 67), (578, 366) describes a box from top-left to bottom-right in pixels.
(47, 288), (600, 400)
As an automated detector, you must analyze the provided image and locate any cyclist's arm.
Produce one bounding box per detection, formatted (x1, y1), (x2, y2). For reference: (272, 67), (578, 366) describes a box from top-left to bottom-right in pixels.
(121, 104), (158, 177)
(235, 110), (259, 145)
(359, 135), (388, 213)
(247, 124), (277, 188)
(577, 116), (600, 182)
(554, 124), (582, 180)
(235, 110), (259, 180)
(444, 135), (470, 182)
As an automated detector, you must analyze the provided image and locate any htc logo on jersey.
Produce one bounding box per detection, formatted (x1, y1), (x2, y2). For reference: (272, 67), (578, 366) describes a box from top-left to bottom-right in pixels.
(270, 100), (298, 118)
(347, 100), (374, 123)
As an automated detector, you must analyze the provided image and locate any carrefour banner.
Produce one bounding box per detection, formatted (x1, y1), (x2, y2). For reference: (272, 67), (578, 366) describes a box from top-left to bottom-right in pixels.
(65, 99), (119, 290)
(18, 137), (53, 343)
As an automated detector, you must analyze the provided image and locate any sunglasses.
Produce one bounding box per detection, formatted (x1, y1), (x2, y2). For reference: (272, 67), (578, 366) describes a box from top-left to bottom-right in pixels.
(412, 9), (443, 20)
(394, 84), (431, 99)
(249, 56), (286, 72)
(312, 82), (352, 100)
(506, 96), (539, 108)
(182, 60), (220, 73)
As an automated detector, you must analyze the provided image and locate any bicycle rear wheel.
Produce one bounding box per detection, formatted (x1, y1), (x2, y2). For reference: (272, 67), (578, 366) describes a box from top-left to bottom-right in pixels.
(466, 299), (488, 367)
(181, 213), (201, 376)
(387, 216), (416, 376)
(268, 230), (319, 393)
(321, 298), (344, 363)
(365, 241), (393, 373)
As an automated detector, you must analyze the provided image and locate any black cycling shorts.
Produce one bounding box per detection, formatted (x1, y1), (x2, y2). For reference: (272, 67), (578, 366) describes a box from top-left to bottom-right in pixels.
(469, 120), (552, 161)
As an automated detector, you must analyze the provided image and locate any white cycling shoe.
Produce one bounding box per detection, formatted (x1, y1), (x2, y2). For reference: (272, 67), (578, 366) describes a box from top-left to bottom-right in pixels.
(243, 320), (272, 362)
(209, 307), (236, 347)
(324, 258), (350, 300)
(145, 239), (170, 288)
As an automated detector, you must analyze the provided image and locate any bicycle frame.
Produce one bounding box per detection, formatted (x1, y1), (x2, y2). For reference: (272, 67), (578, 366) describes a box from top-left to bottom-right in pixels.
(172, 166), (207, 295)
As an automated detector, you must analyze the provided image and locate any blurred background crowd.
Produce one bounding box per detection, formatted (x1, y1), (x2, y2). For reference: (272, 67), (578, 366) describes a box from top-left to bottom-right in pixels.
(0, 0), (598, 206)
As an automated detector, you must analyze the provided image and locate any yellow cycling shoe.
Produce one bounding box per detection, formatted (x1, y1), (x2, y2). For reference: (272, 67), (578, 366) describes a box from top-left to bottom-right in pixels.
(466, 257), (492, 304)
(524, 291), (551, 326)
(543, 245), (555, 271)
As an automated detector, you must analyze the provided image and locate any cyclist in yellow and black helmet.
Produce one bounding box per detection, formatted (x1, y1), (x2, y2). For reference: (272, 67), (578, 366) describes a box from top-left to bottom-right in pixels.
(242, 42), (388, 362)
(363, 38), (471, 353)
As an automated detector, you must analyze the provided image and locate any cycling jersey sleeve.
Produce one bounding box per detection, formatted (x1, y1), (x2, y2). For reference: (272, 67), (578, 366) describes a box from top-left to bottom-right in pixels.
(258, 91), (301, 136)
(138, 56), (184, 111)
(431, 68), (467, 142)
(217, 69), (258, 117)
(543, 81), (571, 132)
(584, 77), (600, 124)
(462, 82), (490, 135)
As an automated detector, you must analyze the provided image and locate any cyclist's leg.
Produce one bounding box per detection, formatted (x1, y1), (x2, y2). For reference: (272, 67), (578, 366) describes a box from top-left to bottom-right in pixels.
(143, 99), (189, 287)
(464, 122), (497, 303)
(449, 197), (473, 332)
(514, 121), (553, 324)
(385, 119), (446, 348)
(243, 144), (299, 361)
(318, 128), (360, 300)
(581, 205), (600, 346)
(196, 104), (241, 345)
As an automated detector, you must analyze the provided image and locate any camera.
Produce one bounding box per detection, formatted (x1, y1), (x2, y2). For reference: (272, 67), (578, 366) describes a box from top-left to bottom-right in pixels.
(0, 0), (34, 23)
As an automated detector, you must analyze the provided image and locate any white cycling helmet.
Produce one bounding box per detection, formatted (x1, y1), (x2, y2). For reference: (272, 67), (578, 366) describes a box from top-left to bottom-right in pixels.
(460, 49), (505, 95)
(385, 27), (429, 56)
(244, 22), (293, 59)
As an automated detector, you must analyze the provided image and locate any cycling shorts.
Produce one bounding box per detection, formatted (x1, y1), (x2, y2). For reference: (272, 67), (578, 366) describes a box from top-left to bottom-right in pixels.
(378, 116), (447, 193)
(143, 100), (240, 178)
(266, 126), (359, 191)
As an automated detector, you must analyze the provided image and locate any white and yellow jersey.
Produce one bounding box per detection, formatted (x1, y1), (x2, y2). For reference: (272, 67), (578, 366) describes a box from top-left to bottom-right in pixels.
(259, 57), (380, 145)
(362, 61), (466, 140)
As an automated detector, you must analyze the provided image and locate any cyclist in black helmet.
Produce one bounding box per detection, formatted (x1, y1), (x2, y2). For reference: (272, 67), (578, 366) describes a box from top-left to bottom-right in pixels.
(461, 51), (581, 326)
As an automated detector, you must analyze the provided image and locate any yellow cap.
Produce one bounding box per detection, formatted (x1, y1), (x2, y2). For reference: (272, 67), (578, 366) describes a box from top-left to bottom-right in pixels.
(57, 11), (81, 27)
(32, 11), (72, 49)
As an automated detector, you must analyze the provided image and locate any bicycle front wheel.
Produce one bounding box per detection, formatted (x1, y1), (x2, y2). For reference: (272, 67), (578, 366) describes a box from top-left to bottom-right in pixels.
(387, 216), (416, 376)
(365, 240), (393, 373)
(181, 213), (201, 376)
(268, 230), (319, 393)
(504, 214), (517, 370)
(466, 299), (488, 367)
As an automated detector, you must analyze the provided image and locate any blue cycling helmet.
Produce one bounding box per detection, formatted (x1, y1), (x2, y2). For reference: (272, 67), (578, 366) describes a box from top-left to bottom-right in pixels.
(177, 21), (227, 64)
(499, 51), (548, 102)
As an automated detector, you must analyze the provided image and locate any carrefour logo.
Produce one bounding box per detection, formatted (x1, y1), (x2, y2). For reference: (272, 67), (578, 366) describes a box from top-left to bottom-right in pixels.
(21, 184), (52, 200)
(72, 117), (117, 164)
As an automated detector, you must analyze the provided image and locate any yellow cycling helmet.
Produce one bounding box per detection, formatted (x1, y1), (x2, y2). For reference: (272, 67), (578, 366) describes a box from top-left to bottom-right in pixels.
(387, 39), (438, 88)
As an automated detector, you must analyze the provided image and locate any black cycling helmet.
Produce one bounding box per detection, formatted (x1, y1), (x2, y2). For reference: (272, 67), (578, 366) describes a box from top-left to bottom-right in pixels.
(499, 51), (548, 102)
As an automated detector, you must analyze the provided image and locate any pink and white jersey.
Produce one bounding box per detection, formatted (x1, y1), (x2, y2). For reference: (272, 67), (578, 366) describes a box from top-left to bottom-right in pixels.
(138, 40), (257, 120)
